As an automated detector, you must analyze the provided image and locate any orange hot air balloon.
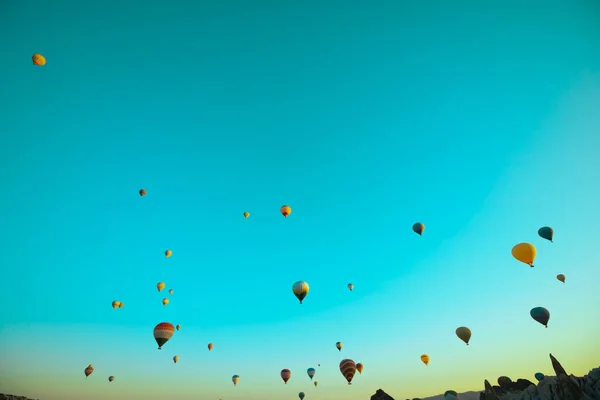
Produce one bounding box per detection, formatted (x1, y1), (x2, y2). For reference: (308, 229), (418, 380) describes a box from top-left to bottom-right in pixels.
(165, 250), (172, 258)
(157, 282), (166, 292)
(139, 189), (146, 196)
(281, 369), (291, 384)
(108, 376), (115, 382)
(339, 359), (356, 385)
(176, 324), (181, 331)
(557, 274), (566, 283)
(243, 211), (250, 218)
(162, 298), (169, 306)
(280, 205), (292, 218)
(421, 354), (430, 366)
(84, 364), (94, 378)
(356, 363), (364, 374)
(32, 54), (46, 66)
(208, 343), (213, 351)
(112, 300), (121, 309)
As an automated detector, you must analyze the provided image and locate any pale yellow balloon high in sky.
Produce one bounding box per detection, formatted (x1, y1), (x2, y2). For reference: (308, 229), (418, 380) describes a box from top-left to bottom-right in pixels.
(157, 282), (165, 292)
(165, 249), (172, 258)
(162, 298), (169, 306)
(512, 243), (536, 267)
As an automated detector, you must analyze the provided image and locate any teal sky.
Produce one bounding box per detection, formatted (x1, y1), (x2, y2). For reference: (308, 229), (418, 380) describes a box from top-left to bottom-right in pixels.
(1, 1), (600, 399)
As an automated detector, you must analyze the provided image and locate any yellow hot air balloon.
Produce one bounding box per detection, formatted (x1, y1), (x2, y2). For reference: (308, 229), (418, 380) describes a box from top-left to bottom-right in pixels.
(165, 250), (172, 258)
(169, 289), (174, 295)
(32, 54), (46, 66)
(157, 282), (166, 292)
(162, 298), (169, 306)
(557, 274), (566, 283)
(336, 341), (343, 351)
(280, 205), (292, 218)
(456, 326), (472, 345)
(292, 281), (309, 304)
(108, 376), (115, 382)
(176, 324), (181, 331)
(243, 211), (250, 218)
(232, 375), (240, 386)
(208, 343), (214, 351)
(118, 302), (124, 308)
(512, 243), (536, 267)
(421, 354), (430, 366)
(112, 300), (121, 309)
(173, 355), (179, 363)
(314, 381), (318, 387)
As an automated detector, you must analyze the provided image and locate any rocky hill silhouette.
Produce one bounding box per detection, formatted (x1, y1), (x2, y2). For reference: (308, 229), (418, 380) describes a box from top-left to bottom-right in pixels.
(0, 395), (38, 400)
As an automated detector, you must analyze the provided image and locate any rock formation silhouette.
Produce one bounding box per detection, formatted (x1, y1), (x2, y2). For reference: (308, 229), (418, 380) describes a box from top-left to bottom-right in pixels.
(371, 388), (395, 400)
(0, 395), (38, 400)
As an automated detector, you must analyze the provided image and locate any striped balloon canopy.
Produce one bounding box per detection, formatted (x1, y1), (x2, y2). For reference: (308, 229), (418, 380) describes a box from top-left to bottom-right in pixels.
(153, 322), (175, 350)
(339, 359), (356, 385)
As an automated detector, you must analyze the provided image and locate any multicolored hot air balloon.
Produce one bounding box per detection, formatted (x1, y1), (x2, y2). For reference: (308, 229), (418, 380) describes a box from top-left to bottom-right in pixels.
(232, 375), (240, 386)
(243, 211), (250, 218)
(84, 364), (94, 377)
(157, 282), (165, 292)
(530, 307), (550, 328)
(32, 54), (46, 66)
(421, 354), (430, 366)
(112, 300), (121, 309)
(280, 205), (292, 218)
(356, 363), (364, 374)
(153, 322), (174, 350)
(173, 355), (179, 364)
(339, 359), (356, 385)
(165, 250), (172, 258)
(512, 243), (536, 267)
(139, 189), (146, 196)
(314, 381), (318, 387)
(307, 368), (316, 380)
(169, 289), (174, 295)
(534, 372), (545, 382)
(208, 343), (213, 351)
(162, 298), (169, 306)
(538, 226), (554, 243)
(445, 390), (458, 399)
(498, 376), (512, 386)
(456, 326), (472, 345)
(281, 369), (291, 384)
(347, 283), (354, 291)
(336, 341), (343, 351)
(412, 222), (425, 236)
(108, 376), (115, 382)
(176, 324), (181, 331)
(292, 281), (309, 304)
(299, 392), (305, 400)
(557, 274), (566, 283)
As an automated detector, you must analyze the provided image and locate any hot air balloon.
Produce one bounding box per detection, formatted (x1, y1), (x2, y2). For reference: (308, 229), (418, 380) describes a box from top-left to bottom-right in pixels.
(339, 359), (356, 385)
(232, 375), (240, 386)
(318, 364), (320, 367)
(173, 355), (179, 363)
(176, 324), (181, 331)
(530, 307), (550, 328)
(153, 322), (174, 350)
(299, 392), (305, 400)
(307, 368), (316, 380)
(445, 390), (458, 399)
(32, 54), (46, 66)
(314, 381), (318, 387)
(118, 302), (123, 308)
(356, 363), (364, 374)
(108, 376), (114, 382)
(208, 343), (214, 351)
(512, 243), (536, 267)
(412, 222), (425, 236)
(292, 281), (309, 304)
(280, 205), (292, 218)
(336, 341), (343, 351)
(243, 212), (250, 218)
(162, 298), (169, 306)
(421, 354), (430, 366)
(498, 376), (512, 386)
(347, 283), (354, 291)
(281, 369), (291, 384)
(84, 364), (94, 377)
(157, 282), (165, 292)
(557, 274), (566, 283)
(456, 326), (472, 345)
(169, 289), (174, 295)
(538, 226), (554, 243)
(534, 372), (545, 382)
(165, 250), (172, 258)
(112, 300), (121, 309)
(139, 189), (146, 196)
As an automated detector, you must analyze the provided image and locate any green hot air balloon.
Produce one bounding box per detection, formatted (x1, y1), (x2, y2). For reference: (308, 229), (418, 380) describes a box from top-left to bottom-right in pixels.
(299, 392), (305, 400)
(538, 226), (554, 243)
(530, 307), (550, 328)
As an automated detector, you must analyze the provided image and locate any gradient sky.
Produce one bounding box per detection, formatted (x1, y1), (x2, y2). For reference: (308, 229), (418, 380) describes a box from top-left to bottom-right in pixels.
(1, 1), (600, 399)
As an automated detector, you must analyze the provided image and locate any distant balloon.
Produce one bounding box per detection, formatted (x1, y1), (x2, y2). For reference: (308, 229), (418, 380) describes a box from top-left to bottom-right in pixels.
(32, 54), (46, 66)
(84, 364), (94, 378)
(281, 369), (291, 384)
(139, 189), (146, 197)
(243, 211), (250, 218)
(307, 368), (316, 380)
(169, 289), (174, 295)
(292, 281), (309, 304)
(162, 298), (169, 306)
(173, 355), (179, 364)
(232, 375), (240, 386)
(412, 222), (425, 236)
(153, 322), (174, 350)
(108, 376), (114, 382)
(557, 274), (566, 283)
(165, 250), (172, 258)
(157, 282), (165, 292)
(534, 372), (545, 382)
(318, 364), (320, 367)
(347, 283), (354, 291)
(498, 376), (512, 386)
(112, 300), (121, 309)
(118, 302), (123, 308)
(445, 390), (458, 399)
(455, 326), (472, 345)
(512, 243), (536, 267)
(356, 363), (363, 374)
(530, 307), (550, 328)
(314, 381), (318, 387)
(176, 324), (181, 331)
(280, 205), (292, 218)
(339, 359), (356, 385)
(538, 226), (554, 243)
(208, 343), (213, 351)
(421, 354), (430, 366)
(336, 341), (343, 351)
(299, 392), (305, 400)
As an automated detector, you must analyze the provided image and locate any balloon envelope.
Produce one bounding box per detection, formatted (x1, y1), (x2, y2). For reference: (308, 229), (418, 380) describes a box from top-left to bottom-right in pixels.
(307, 368), (316, 379)
(153, 322), (175, 349)
(292, 281), (309, 304)
(498, 376), (512, 386)
(339, 359), (356, 385)
(530, 307), (550, 327)
(557, 274), (566, 283)
(32, 54), (46, 66)
(512, 243), (536, 267)
(281, 369), (291, 384)
(356, 363), (363, 374)
(538, 226), (554, 242)
(232, 375), (240, 386)
(421, 354), (430, 366)
(535, 372), (545, 382)
(280, 205), (292, 217)
(455, 326), (472, 345)
(412, 222), (425, 235)
(336, 341), (343, 351)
